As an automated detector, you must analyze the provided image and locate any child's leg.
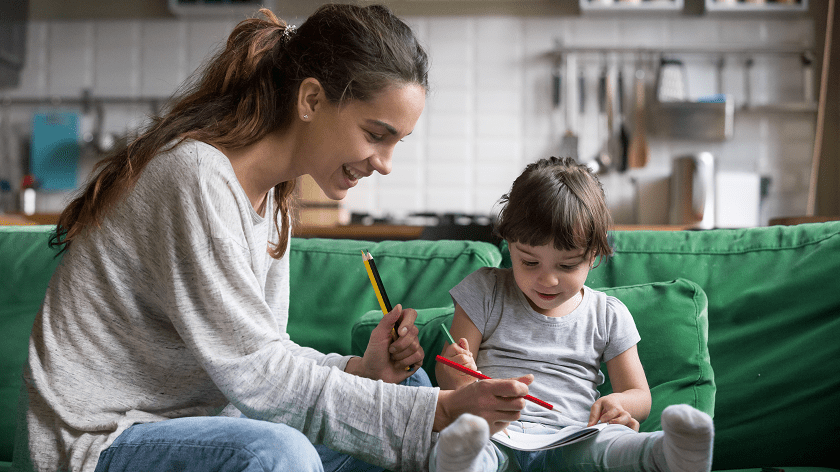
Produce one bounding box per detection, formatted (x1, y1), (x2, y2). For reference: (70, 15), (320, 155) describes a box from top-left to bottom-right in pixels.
(430, 414), (501, 472)
(659, 404), (714, 472)
(528, 404), (713, 472)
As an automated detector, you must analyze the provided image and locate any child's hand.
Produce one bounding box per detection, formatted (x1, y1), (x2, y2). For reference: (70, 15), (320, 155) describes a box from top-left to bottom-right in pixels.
(588, 394), (640, 431)
(442, 338), (479, 387)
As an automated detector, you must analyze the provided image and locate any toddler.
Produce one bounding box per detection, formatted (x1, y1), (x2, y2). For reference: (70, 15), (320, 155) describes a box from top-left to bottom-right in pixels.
(432, 157), (714, 472)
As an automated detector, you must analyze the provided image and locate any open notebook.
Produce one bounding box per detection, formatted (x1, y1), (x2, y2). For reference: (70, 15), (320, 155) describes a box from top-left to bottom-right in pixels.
(491, 423), (608, 451)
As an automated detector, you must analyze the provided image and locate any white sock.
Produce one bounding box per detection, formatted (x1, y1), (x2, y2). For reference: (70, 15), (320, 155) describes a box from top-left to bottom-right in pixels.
(660, 404), (714, 472)
(434, 413), (490, 472)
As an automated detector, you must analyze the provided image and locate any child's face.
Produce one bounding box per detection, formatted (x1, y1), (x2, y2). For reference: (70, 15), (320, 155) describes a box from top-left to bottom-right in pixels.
(508, 240), (593, 318)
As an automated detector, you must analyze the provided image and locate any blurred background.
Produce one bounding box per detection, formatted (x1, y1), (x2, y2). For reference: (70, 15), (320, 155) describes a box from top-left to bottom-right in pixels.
(1, 0), (838, 238)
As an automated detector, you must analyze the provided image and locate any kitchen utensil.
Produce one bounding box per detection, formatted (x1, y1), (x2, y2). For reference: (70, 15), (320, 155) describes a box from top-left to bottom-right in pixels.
(593, 64), (613, 173)
(30, 112), (80, 191)
(558, 56), (579, 161)
(656, 57), (687, 102)
(669, 153), (715, 229)
(616, 66), (630, 172)
(627, 68), (649, 169)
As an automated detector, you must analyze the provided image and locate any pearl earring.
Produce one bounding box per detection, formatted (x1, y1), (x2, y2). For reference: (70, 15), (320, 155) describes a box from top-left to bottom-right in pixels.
(303, 114), (309, 119)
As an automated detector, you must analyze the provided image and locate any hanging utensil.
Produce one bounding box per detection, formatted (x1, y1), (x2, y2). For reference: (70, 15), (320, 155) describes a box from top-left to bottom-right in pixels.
(593, 63), (613, 173)
(558, 54), (579, 161)
(627, 67), (650, 169)
(616, 65), (630, 172)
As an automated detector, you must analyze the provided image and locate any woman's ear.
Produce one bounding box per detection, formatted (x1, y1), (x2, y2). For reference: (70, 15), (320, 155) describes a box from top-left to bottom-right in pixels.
(297, 77), (323, 121)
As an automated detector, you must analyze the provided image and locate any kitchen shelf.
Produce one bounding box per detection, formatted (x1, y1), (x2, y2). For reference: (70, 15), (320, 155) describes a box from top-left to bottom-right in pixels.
(167, 0), (275, 17)
(704, 0), (809, 13)
(739, 102), (818, 114)
(580, 0), (684, 12)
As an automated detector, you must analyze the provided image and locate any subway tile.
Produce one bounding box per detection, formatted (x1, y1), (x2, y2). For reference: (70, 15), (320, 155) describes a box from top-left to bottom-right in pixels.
(475, 139), (521, 164)
(427, 114), (472, 139)
(476, 112), (520, 138)
(475, 89), (521, 114)
(141, 20), (186, 97)
(12, 22), (49, 96)
(426, 18), (473, 65)
(427, 89), (471, 114)
(48, 22), (94, 96)
(378, 187), (423, 213)
(475, 161), (522, 187)
(94, 21), (140, 97)
(429, 64), (472, 90)
(184, 19), (236, 80)
(427, 138), (471, 163)
(424, 187), (472, 213)
(425, 162), (471, 187)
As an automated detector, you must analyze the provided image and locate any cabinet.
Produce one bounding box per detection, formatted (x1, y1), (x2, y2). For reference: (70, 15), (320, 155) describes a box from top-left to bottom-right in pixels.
(704, 0), (809, 13)
(579, 0), (684, 12)
(167, 0), (277, 16)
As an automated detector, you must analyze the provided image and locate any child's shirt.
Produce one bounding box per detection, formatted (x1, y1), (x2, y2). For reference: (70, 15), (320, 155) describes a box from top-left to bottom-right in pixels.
(450, 267), (640, 427)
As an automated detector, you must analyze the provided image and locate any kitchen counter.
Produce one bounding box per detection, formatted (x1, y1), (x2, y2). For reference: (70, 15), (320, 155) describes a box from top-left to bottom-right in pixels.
(1, 213), (695, 237)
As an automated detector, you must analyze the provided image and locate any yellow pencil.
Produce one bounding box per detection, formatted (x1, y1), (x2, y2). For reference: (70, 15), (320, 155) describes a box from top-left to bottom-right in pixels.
(362, 251), (411, 371)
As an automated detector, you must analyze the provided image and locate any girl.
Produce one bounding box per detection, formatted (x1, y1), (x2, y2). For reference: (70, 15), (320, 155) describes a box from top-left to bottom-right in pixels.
(15, 5), (530, 472)
(433, 156), (714, 472)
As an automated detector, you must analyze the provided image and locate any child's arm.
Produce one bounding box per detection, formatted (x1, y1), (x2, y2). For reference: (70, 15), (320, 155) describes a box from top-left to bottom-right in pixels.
(436, 303), (483, 390)
(588, 345), (651, 431)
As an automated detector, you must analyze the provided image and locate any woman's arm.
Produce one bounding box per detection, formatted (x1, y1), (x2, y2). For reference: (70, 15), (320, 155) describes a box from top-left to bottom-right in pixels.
(588, 345), (651, 431)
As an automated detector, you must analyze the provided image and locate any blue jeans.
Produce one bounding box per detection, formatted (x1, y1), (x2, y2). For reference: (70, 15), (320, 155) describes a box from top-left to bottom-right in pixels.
(95, 368), (432, 472)
(94, 416), (323, 472)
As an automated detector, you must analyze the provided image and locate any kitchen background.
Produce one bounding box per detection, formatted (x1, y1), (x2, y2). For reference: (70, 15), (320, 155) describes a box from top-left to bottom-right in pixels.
(1, 0), (838, 231)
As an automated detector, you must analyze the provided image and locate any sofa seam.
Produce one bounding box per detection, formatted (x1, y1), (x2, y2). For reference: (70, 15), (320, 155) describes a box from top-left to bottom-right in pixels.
(612, 229), (840, 256)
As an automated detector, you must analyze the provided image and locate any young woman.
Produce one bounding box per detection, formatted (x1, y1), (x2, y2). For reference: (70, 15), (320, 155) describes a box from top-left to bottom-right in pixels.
(14, 5), (532, 472)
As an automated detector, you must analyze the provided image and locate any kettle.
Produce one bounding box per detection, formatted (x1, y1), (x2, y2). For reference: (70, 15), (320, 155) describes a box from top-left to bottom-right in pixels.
(669, 153), (715, 229)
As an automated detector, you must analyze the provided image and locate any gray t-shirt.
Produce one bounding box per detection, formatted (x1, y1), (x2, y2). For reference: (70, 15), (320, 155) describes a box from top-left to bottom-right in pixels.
(17, 140), (437, 472)
(450, 267), (640, 427)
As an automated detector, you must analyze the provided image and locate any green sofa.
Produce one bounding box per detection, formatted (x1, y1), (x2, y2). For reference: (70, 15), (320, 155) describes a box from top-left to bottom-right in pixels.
(2, 222), (839, 472)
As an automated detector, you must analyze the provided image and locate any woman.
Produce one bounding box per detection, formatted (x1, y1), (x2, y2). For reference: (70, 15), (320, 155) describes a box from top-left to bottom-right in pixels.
(14, 4), (532, 472)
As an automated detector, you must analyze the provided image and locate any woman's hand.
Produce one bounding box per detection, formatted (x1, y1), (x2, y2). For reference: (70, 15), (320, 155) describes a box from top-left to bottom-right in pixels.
(346, 304), (424, 383)
(587, 393), (641, 431)
(434, 375), (533, 435)
(440, 338), (479, 389)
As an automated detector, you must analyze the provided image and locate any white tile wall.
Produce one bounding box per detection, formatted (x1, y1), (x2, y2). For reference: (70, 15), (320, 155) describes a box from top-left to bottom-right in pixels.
(0, 13), (817, 226)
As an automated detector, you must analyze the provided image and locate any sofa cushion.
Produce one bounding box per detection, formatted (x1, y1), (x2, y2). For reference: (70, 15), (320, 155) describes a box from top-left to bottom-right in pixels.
(584, 222), (840, 470)
(289, 238), (502, 356)
(351, 278), (714, 433)
(0, 226), (63, 463)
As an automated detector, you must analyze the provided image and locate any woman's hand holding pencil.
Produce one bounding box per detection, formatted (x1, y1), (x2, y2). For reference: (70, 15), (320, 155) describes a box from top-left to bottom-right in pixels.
(345, 304), (424, 383)
(348, 250), (422, 381)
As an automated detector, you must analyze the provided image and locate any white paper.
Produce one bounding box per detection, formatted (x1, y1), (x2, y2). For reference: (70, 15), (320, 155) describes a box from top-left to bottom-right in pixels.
(490, 423), (608, 451)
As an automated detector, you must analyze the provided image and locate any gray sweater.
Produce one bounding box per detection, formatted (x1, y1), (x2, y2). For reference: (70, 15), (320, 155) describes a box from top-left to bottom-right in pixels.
(15, 140), (437, 472)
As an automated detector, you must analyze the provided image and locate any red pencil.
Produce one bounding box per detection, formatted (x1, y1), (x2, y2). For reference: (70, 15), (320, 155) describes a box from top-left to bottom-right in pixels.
(435, 355), (554, 410)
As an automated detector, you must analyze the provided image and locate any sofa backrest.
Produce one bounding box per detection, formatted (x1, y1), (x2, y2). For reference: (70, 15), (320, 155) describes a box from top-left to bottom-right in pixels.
(288, 237), (502, 355)
(586, 222), (840, 470)
(0, 226), (63, 463)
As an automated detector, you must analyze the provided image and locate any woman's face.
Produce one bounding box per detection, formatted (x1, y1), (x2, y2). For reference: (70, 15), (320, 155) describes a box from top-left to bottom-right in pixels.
(305, 83), (426, 200)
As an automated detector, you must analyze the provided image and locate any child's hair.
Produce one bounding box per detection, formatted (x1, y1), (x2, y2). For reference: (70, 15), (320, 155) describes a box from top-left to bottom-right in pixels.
(51, 4), (429, 258)
(495, 156), (613, 264)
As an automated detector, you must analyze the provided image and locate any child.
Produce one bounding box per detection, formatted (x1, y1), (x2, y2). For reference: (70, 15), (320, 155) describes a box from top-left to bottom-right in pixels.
(431, 156), (714, 472)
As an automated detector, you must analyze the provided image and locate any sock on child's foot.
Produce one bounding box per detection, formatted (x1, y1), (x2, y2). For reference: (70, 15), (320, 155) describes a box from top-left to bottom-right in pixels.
(434, 413), (490, 472)
(660, 404), (714, 472)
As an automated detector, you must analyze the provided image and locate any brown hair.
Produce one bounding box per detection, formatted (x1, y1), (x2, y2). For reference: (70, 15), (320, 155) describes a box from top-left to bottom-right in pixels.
(51, 3), (429, 258)
(495, 156), (613, 265)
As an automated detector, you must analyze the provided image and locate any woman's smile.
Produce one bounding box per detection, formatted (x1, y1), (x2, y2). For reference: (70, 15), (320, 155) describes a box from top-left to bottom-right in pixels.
(343, 164), (365, 184)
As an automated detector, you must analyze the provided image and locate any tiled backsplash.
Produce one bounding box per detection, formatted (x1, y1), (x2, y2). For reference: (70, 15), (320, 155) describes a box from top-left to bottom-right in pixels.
(0, 12), (816, 226)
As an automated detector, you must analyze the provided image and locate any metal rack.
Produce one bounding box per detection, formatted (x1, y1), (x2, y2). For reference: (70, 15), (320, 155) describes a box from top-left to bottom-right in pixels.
(547, 44), (818, 115)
